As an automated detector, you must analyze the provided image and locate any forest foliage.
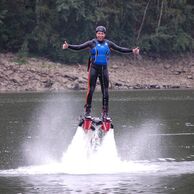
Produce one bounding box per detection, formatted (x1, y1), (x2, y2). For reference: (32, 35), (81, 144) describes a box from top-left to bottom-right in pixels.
(0, 0), (194, 63)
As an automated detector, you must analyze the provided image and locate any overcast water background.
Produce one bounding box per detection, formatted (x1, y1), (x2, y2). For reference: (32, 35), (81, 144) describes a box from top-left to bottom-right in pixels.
(0, 90), (194, 193)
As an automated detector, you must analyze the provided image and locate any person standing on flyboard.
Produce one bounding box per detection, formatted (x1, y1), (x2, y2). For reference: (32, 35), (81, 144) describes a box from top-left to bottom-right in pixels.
(62, 26), (139, 120)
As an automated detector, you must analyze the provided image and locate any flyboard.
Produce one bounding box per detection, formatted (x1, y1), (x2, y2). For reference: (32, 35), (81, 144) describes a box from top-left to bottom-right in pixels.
(78, 115), (114, 152)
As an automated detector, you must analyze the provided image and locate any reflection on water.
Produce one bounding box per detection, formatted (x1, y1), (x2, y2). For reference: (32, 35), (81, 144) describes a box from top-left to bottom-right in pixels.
(0, 90), (194, 193)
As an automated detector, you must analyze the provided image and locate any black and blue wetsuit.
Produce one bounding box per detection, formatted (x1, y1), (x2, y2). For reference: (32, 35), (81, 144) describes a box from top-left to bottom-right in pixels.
(68, 39), (133, 115)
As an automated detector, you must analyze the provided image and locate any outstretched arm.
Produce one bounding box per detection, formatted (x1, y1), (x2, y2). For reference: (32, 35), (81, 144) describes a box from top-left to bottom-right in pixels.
(108, 40), (139, 55)
(62, 40), (92, 50)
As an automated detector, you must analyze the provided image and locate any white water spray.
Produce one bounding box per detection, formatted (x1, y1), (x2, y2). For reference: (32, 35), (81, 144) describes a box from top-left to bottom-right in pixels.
(1, 125), (159, 175)
(1, 122), (194, 176)
(1, 93), (194, 176)
(22, 94), (79, 165)
(60, 127), (120, 174)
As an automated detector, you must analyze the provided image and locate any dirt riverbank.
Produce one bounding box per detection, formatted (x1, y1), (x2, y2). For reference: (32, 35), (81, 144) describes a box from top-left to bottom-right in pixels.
(0, 53), (194, 92)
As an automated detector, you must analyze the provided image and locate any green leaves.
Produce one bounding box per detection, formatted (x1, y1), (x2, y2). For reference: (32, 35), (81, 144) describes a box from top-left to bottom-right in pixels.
(0, 0), (194, 62)
(173, 31), (194, 52)
(137, 0), (194, 54)
(0, 9), (7, 24)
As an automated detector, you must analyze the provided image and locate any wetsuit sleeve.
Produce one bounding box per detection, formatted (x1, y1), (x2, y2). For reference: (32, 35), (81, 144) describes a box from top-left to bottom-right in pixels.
(68, 40), (93, 50)
(107, 40), (132, 53)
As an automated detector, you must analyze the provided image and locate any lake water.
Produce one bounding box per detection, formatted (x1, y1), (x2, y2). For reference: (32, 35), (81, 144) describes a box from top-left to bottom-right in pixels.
(0, 90), (194, 193)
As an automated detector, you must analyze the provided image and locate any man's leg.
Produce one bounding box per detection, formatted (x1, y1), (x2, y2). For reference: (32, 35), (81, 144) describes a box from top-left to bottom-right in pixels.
(99, 66), (109, 118)
(85, 65), (98, 116)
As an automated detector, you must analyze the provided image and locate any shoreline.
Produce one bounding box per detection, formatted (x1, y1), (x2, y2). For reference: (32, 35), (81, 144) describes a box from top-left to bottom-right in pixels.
(0, 53), (194, 92)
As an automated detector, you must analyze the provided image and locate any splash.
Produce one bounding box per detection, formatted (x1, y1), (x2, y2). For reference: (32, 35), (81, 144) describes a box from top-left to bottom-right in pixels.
(0, 127), (159, 175)
(18, 94), (162, 174)
(60, 127), (121, 174)
(1, 126), (194, 176)
(22, 94), (77, 165)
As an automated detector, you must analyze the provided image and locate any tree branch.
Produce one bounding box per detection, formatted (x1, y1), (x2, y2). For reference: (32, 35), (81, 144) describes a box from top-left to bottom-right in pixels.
(136, 0), (151, 43)
(156, 0), (164, 35)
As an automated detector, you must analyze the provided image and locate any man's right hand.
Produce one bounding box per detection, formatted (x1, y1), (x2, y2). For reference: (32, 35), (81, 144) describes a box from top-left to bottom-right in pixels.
(62, 41), (69, 49)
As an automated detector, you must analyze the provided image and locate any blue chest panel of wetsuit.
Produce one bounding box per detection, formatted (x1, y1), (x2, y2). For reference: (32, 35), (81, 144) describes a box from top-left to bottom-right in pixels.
(90, 40), (110, 65)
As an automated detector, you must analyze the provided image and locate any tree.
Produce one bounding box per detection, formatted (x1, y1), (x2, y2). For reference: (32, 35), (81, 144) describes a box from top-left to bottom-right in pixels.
(0, 0), (193, 61)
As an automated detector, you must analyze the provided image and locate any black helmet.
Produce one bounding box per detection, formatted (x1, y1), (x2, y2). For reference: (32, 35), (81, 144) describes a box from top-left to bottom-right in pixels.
(96, 26), (106, 33)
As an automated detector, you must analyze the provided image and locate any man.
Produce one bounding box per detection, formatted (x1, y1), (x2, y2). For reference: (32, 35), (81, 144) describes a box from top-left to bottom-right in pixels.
(62, 26), (139, 120)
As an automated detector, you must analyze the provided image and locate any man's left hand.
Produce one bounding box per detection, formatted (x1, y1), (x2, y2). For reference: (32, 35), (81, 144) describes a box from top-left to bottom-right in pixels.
(132, 47), (140, 55)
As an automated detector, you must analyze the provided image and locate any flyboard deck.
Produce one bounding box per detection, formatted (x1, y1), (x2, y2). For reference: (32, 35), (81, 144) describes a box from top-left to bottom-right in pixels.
(78, 116), (114, 151)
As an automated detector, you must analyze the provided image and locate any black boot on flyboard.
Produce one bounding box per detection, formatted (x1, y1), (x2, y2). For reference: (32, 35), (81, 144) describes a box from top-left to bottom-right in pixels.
(78, 108), (113, 133)
(78, 108), (114, 151)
